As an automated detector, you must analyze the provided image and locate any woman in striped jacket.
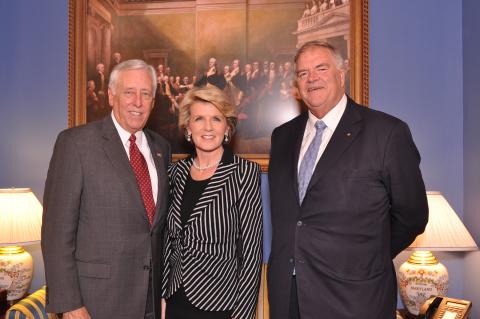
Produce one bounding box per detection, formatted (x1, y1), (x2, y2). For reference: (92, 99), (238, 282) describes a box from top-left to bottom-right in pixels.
(161, 86), (263, 319)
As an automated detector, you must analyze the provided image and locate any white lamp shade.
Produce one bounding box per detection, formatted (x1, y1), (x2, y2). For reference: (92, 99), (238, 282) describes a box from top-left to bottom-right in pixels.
(0, 188), (42, 246)
(408, 191), (478, 251)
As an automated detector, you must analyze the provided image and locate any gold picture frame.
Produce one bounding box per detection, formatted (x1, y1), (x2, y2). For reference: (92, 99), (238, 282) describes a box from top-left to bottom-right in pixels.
(68, 0), (369, 172)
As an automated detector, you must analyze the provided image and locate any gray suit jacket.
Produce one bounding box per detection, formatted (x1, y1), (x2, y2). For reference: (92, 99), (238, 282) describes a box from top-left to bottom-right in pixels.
(41, 115), (170, 319)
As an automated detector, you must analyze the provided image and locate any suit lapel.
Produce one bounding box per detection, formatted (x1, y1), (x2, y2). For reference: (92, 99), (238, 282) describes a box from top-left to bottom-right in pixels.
(101, 116), (147, 222)
(171, 149), (238, 229)
(292, 113), (309, 204)
(187, 160), (238, 225)
(145, 131), (168, 229)
(305, 100), (363, 195)
(169, 160), (190, 233)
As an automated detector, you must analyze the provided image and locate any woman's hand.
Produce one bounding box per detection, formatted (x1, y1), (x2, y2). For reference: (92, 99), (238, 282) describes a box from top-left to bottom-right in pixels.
(161, 298), (167, 319)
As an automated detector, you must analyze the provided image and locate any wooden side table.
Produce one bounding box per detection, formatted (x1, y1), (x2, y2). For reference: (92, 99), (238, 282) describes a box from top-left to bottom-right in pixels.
(397, 309), (424, 319)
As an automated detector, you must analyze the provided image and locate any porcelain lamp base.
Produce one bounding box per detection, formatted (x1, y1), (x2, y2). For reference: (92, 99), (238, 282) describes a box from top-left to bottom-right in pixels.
(397, 251), (448, 316)
(0, 246), (33, 302)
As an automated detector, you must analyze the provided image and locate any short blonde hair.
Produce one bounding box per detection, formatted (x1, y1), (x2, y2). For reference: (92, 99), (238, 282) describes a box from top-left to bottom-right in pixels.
(179, 86), (238, 135)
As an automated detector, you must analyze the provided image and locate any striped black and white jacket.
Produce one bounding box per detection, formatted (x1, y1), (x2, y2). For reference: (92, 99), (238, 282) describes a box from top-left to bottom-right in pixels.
(162, 148), (263, 319)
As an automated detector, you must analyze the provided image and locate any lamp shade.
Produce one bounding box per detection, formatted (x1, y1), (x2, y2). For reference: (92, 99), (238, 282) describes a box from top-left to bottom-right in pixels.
(398, 192), (478, 315)
(0, 188), (42, 246)
(408, 191), (478, 251)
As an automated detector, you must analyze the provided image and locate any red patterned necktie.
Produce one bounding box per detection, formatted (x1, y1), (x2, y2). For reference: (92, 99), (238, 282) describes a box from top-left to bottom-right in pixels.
(129, 134), (156, 225)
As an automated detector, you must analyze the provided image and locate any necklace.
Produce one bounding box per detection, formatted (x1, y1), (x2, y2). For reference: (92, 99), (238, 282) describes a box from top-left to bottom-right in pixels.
(192, 158), (221, 172)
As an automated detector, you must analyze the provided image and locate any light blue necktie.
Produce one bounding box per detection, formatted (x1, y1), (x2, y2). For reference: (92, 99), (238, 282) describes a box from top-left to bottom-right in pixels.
(298, 120), (327, 204)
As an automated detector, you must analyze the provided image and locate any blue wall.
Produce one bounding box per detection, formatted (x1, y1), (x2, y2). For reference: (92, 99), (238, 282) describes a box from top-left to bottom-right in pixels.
(1, 0), (478, 313)
(463, 0), (480, 318)
(370, 1), (463, 209)
(0, 1), (68, 193)
(369, 0), (467, 307)
(0, 1), (68, 291)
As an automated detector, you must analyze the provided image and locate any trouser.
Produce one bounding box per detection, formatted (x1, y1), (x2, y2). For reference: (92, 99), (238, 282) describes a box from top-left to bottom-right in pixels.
(289, 276), (300, 319)
(145, 272), (154, 319)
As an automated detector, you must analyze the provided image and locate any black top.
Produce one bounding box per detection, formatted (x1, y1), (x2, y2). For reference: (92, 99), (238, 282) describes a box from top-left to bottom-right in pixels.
(179, 174), (210, 227)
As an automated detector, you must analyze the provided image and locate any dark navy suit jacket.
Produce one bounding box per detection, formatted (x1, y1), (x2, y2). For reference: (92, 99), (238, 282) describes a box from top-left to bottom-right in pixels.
(267, 97), (428, 319)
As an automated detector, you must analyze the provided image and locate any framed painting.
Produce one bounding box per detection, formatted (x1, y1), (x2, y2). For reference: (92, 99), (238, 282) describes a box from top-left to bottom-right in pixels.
(68, 0), (369, 171)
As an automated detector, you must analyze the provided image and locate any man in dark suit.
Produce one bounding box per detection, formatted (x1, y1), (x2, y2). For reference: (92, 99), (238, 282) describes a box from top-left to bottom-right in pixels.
(42, 59), (170, 319)
(267, 41), (428, 319)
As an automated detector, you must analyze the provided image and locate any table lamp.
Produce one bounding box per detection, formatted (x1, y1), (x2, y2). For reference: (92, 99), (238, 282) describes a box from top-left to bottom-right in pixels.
(0, 188), (42, 304)
(397, 191), (478, 316)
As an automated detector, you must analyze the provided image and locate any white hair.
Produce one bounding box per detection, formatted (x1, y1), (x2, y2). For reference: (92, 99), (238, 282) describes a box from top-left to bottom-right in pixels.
(108, 59), (157, 96)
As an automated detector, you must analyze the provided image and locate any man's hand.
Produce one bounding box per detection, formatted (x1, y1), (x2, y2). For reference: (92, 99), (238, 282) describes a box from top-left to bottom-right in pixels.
(63, 307), (91, 319)
(207, 67), (216, 77)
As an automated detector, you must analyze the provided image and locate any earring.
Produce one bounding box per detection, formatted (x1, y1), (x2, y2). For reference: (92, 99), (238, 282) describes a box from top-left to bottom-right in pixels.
(224, 133), (229, 143)
(186, 132), (192, 142)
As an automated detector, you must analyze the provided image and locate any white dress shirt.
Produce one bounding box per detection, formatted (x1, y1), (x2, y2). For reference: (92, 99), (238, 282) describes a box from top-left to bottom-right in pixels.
(297, 94), (347, 172)
(293, 94), (346, 276)
(111, 113), (158, 204)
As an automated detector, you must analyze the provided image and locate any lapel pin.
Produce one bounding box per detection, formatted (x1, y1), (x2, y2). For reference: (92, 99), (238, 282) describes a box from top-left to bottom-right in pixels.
(347, 132), (352, 137)
(156, 153), (162, 158)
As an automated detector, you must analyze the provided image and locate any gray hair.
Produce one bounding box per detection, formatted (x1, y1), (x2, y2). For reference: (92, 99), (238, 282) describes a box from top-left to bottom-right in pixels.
(294, 41), (345, 70)
(108, 59), (157, 96)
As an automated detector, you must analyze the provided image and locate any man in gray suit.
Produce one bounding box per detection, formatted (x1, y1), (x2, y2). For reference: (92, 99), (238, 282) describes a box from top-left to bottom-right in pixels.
(42, 59), (170, 319)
